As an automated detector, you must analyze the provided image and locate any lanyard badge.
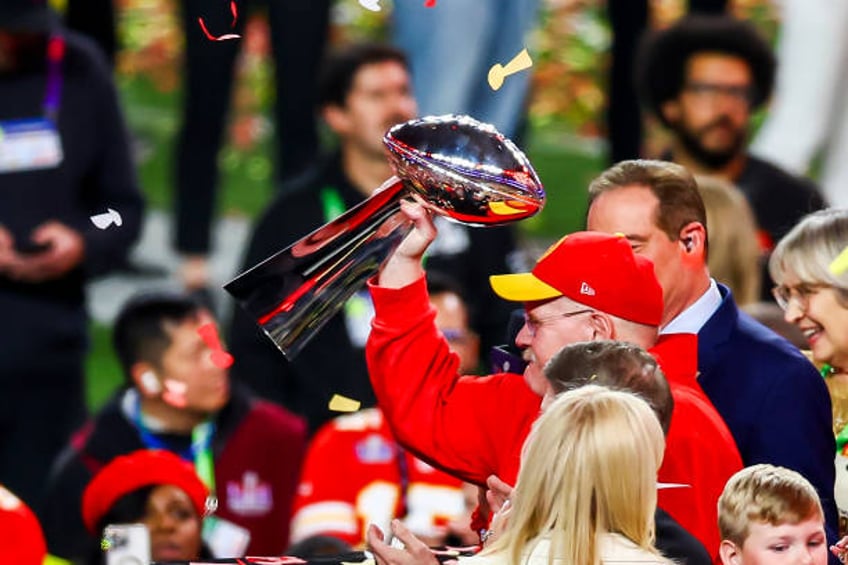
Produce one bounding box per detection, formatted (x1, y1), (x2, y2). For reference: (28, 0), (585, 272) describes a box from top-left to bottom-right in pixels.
(0, 36), (65, 174)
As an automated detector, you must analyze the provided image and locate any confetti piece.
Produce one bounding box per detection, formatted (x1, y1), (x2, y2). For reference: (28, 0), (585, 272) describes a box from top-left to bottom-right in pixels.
(487, 48), (533, 91)
(830, 246), (848, 275)
(197, 322), (235, 369)
(424, 0), (436, 6)
(329, 394), (361, 412)
(230, 0), (238, 27)
(90, 208), (122, 230)
(198, 16), (242, 41)
(358, 0), (381, 11)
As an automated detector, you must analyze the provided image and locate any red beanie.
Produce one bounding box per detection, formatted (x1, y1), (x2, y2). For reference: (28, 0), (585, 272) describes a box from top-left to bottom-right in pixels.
(0, 484), (47, 565)
(489, 231), (664, 326)
(82, 449), (209, 534)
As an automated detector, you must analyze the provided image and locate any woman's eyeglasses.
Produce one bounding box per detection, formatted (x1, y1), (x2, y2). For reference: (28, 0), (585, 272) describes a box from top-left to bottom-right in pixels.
(772, 283), (829, 312)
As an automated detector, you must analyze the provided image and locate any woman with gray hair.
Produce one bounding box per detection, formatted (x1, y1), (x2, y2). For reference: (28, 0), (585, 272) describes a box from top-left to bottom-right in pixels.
(769, 208), (848, 401)
(769, 209), (848, 519)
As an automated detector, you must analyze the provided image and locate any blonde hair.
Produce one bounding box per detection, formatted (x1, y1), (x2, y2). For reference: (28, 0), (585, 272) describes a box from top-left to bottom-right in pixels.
(696, 176), (762, 306)
(769, 209), (848, 295)
(718, 464), (824, 547)
(483, 385), (666, 565)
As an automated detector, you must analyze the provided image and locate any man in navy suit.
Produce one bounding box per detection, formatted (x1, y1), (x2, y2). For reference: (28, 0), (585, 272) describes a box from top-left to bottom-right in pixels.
(586, 159), (838, 555)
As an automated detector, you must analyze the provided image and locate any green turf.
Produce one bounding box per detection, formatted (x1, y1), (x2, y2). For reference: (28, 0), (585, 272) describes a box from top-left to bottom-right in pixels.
(85, 322), (123, 413)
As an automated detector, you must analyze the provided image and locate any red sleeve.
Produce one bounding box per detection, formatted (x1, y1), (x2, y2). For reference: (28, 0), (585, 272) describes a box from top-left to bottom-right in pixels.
(366, 276), (540, 486)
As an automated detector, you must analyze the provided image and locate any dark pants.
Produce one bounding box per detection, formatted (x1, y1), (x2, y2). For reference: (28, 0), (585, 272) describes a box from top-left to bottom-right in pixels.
(606, 0), (729, 163)
(174, 0), (330, 255)
(0, 370), (85, 509)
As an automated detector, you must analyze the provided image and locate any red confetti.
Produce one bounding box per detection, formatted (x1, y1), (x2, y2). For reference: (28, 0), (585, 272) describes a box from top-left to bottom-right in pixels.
(230, 0), (238, 27)
(424, 0), (436, 6)
(197, 16), (241, 42)
(197, 322), (235, 369)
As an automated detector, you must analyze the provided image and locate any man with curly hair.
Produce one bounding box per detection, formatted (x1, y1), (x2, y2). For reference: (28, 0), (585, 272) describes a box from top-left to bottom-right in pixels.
(636, 15), (826, 279)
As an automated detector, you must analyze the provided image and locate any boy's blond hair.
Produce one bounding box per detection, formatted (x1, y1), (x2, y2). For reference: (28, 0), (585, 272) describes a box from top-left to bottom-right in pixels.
(718, 464), (824, 546)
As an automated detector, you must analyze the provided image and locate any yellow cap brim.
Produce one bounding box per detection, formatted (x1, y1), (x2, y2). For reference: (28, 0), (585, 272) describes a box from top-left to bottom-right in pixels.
(489, 273), (562, 302)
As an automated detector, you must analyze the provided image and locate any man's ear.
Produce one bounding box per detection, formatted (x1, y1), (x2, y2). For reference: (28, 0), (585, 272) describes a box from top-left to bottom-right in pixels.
(322, 104), (350, 137)
(718, 539), (742, 565)
(131, 363), (161, 397)
(678, 221), (707, 257)
(661, 99), (681, 125)
(588, 311), (615, 340)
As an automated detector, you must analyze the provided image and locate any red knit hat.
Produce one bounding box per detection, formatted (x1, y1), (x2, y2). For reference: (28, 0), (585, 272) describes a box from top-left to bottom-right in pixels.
(0, 485), (47, 565)
(82, 449), (209, 534)
(489, 231), (663, 326)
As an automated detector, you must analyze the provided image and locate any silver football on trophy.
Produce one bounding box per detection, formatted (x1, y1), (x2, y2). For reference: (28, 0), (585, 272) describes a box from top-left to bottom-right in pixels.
(384, 114), (544, 225)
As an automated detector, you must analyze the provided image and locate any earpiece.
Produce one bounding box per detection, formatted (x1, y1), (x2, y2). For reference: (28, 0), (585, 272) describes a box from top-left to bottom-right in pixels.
(140, 370), (162, 395)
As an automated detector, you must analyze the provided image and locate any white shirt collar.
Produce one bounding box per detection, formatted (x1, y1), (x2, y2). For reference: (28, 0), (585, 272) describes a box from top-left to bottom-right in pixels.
(660, 278), (722, 335)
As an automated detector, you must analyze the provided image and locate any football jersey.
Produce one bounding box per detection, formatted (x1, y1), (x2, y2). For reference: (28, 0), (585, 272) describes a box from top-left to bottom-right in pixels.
(290, 408), (466, 547)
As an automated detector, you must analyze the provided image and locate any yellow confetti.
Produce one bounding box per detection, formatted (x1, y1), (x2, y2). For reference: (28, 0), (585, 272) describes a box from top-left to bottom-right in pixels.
(329, 394), (361, 413)
(487, 48), (533, 91)
(830, 245), (848, 275)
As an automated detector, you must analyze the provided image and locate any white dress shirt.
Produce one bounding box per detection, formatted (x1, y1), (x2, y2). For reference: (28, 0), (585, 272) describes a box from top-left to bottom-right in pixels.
(660, 278), (722, 335)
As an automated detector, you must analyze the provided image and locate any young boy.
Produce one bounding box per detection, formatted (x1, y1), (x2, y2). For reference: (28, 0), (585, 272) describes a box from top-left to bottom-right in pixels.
(718, 464), (830, 565)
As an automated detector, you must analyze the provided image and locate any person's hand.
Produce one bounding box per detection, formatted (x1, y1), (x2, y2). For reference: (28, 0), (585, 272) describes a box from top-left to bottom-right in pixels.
(367, 520), (440, 565)
(378, 199), (438, 289)
(485, 475), (513, 515)
(485, 498), (512, 548)
(5, 221), (85, 282)
(830, 535), (848, 563)
(0, 225), (17, 273)
(482, 475), (513, 548)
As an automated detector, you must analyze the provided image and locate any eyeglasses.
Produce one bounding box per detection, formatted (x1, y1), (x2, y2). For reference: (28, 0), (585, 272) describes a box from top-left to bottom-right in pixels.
(523, 309), (594, 337)
(684, 82), (754, 105)
(772, 283), (830, 312)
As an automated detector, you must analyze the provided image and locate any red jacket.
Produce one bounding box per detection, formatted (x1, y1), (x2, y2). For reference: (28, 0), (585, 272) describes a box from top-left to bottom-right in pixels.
(652, 338), (744, 559)
(367, 276), (741, 558)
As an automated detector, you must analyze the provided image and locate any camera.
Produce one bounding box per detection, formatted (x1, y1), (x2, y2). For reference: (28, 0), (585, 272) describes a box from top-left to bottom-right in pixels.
(103, 523), (151, 565)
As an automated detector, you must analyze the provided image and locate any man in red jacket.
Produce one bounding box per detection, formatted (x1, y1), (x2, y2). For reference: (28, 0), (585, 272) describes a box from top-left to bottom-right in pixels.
(366, 200), (741, 558)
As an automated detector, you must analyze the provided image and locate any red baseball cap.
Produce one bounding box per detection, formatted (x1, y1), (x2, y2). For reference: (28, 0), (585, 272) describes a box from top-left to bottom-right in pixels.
(0, 484), (47, 565)
(489, 231), (663, 326)
(82, 449), (209, 534)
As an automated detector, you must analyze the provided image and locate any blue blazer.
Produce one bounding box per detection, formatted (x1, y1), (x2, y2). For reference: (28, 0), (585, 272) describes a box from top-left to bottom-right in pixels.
(698, 284), (838, 548)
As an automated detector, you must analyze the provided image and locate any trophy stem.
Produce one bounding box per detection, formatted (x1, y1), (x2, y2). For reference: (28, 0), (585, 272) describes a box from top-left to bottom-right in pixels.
(224, 177), (411, 359)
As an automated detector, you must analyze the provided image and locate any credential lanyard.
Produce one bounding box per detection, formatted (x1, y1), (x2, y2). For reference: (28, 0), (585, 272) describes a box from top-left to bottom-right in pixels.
(135, 396), (218, 513)
(44, 35), (65, 121)
(320, 185), (346, 222)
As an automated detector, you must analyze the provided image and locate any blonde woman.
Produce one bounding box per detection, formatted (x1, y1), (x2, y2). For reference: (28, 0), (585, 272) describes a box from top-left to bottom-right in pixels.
(367, 385), (673, 565)
(696, 175), (762, 306)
